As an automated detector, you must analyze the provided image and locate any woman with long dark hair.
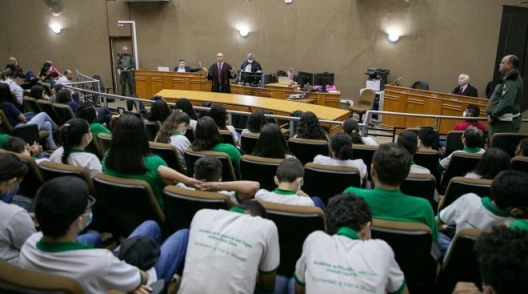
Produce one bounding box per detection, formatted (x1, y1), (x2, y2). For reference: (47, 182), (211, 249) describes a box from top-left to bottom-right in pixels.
(465, 148), (511, 179)
(192, 116), (241, 165)
(208, 103), (239, 143)
(174, 98), (198, 130)
(295, 111), (329, 141)
(156, 111), (191, 172)
(251, 123), (293, 159)
(28, 85), (49, 100)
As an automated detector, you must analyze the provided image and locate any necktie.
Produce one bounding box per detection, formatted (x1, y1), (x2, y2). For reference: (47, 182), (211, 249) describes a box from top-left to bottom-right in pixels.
(218, 63), (222, 83)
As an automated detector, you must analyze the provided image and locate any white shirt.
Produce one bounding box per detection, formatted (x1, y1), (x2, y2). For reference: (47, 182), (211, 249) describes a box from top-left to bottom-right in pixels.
(169, 132), (192, 172)
(255, 188), (315, 206)
(49, 147), (102, 178)
(410, 164), (430, 174)
(244, 63), (253, 72)
(294, 230), (405, 294)
(4, 78), (23, 104)
(440, 148), (485, 170)
(313, 155), (368, 184)
(178, 209), (280, 294)
(464, 172), (481, 179)
(0, 202), (36, 264)
(361, 137), (378, 146)
(55, 76), (71, 86)
(226, 125), (240, 144)
(177, 67), (186, 73)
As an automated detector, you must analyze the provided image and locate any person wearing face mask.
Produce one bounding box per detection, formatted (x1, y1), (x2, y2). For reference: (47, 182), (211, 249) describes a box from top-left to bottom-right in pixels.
(240, 53), (262, 73)
(453, 104), (487, 132)
(49, 118), (102, 178)
(155, 111), (192, 173)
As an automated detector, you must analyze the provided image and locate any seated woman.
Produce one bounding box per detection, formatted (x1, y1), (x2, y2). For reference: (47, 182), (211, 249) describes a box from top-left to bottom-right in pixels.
(174, 98), (198, 130)
(3, 137), (47, 164)
(192, 116), (241, 167)
(313, 132), (368, 185)
(148, 99), (171, 123)
(102, 114), (169, 209)
(342, 118), (377, 146)
(75, 102), (112, 136)
(155, 111), (191, 172)
(209, 103), (239, 144)
(515, 138), (528, 157)
(294, 111), (329, 141)
(28, 85), (49, 101)
(251, 123), (293, 159)
(239, 110), (266, 147)
(55, 88), (78, 112)
(0, 84), (58, 150)
(49, 118), (101, 178)
(465, 148), (511, 179)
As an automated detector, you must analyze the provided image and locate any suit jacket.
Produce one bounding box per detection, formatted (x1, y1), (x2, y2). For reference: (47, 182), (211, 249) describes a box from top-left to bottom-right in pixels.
(240, 61), (262, 73)
(452, 84), (478, 97)
(207, 62), (236, 93)
(173, 66), (200, 73)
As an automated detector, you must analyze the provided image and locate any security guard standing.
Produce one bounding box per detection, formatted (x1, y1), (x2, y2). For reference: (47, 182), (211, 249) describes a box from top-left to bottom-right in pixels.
(486, 55), (523, 142)
(117, 46), (135, 96)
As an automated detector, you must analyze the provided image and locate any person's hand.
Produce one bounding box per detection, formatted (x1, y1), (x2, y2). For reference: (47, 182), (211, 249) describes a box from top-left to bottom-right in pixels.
(439, 224), (449, 231)
(185, 178), (206, 189)
(29, 141), (43, 156)
(487, 116), (493, 124)
(131, 284), (152, 294)
(195, 181), (219, 191)
(202, 67), (208, 72)
(452, 282), (481, 294)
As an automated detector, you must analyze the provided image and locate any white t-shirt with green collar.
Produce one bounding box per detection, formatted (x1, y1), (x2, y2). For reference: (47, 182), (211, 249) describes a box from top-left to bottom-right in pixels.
(255, 188), (315, 206)
(49, 147), (102, 178)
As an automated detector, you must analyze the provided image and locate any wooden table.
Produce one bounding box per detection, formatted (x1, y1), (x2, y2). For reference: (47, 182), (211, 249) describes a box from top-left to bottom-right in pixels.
(135, 70), (211, 98)
(156, 89), (349, 134)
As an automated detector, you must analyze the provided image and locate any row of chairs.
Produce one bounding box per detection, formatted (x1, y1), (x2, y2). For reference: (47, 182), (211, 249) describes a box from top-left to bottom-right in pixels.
(23, 96), (76, 125)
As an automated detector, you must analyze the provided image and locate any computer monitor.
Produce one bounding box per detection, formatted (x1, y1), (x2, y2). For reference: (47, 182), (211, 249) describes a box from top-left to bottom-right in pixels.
(297, 72), (314, 89)
(314, 72), (335, 92)
(240, 72), (262, 86)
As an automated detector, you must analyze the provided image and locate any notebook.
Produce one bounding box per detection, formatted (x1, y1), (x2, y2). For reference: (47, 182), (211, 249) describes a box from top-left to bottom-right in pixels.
(157, 66), (170, 72)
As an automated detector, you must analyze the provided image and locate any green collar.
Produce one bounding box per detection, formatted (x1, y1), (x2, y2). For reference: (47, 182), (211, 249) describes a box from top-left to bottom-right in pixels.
(273, 188), (297, 195)
(335, 227), (361, 240)
(249, 129), (260, 134)
(373, 187), (405, 196)
(463, 147), (481, 153)
(229, 207), (247, 215)
(510, 220), (528, 231)
(36, 240), (93, 252)
(411, 160), (416, 166)
(173, 131), (182, 136)
(70, 149), (86, 153)
(481, 197), (511, 217)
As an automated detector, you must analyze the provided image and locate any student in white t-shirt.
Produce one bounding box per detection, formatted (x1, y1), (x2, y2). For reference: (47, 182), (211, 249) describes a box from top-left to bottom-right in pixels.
(155, 111), (192, 173)
(313, 132), (368, 185)
(255, 157), (325, 209)
(293, 193), (408, 294)
(440, 126), (485, 170)
(397, 131), (430, 174)
(342, 118), (377, 146)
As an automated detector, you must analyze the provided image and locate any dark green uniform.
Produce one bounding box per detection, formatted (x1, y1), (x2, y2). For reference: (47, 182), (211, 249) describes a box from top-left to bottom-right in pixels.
(117, 53), (135, 96)
(486, 69), (523, 141)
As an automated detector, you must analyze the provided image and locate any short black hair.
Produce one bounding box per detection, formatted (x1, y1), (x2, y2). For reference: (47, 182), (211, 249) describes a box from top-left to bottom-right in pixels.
(397, 131), (418, 156)
(518, 138), (528, 156)
(330, 133), (353, 160)
(35, 177), (90, 238)
(10, 70), (25, 79)
(326, 193), (372, 235)
(466, 104), (480, 117)
(471, 148), (511, 180)
(463, 126), (483, 148)
(418, 127), (437, 148)
(194, 157), (222, 182)
(239, 200), (268, 218)
(476, 226), (528, 294)
(276, 157), (304, 183)
(75, 102), (97, 123)
(179, 59), (185, 63)
(0, 153), (28, 182)
(491, 170), (528, 210)
(372, 143), (411, 186)
(209, 103), (228, 129)
(3, 137), (27, 154)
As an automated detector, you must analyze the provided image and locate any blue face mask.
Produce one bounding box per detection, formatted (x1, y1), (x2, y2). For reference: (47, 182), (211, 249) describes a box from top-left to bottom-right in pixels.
(82, 211), (93, 230)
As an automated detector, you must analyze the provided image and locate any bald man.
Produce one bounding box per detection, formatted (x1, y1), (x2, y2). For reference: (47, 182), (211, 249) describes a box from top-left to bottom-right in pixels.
(451, 74), (478, 97)
(207, 53), (236, 93)
(117, 46), (135, 96)
(5, 56), (23, 73)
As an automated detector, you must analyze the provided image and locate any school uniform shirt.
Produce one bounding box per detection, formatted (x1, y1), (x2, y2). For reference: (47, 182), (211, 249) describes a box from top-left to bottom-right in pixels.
(255, 188), (315, 207)
(19, 232), (142, 294)
(0, 201), (36, 264)
(90, 123), (111, 137)
(361, 136), (378, 146)
(178, 208), (280, 294)
(175, 182), (241, 204)
(169, 131), (192, 172)
(210, 143), (241, 165)
(294, 228), (406, 294)
(439, 147), (485, 170)
(49, 148), (102, 178)
(510, 219), (528, 231)
(464, 172), (482, 179)
(343, 187), (438, 241)
(313, 155), (367, 185)
(410, 162), (430, 174)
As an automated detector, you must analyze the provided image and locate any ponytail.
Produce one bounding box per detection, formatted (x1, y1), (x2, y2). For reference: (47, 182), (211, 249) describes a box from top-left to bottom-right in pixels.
(59, 118), (90, 164)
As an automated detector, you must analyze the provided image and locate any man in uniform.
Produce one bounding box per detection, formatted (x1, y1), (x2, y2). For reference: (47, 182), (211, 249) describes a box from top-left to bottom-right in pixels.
(117, 46), (135, 96)
(486, 55), (523, 141)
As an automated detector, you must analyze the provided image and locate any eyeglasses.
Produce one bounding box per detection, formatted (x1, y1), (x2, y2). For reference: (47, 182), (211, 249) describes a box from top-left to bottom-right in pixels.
(87, 195), (96, 210)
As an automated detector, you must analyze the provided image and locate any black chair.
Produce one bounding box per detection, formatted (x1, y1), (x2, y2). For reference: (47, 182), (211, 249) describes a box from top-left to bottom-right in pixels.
(240, 132), (260, 155)
(400, 173), (438, 213)
(52, 103), (76, 125)
(145, 121), (161, 142)
(23, 96), (41, 114)
(511, 156), (528, 174)
(240, 155), (282, 191)
(38, 161), (97, 196)
(0, 150), (44, 200)
(436, 229), (482, 294)
(491, 133), (528, 158)
(162, 185), (233, 232)
(35, 99), (61, 125)
(303, 163), (361, 204)
(287, 137), (330, 166)
(219, 130), (237, 146)
(257, 200), (325, 277)
(149, 141), (186, 174)
(439, 177), (492, 211)
(85, 134), (104, 160)
(352, 144), (378, 182)
(370, 219), (435, 293)
(93, 173), (166, 239)
(96, 133), (112, 154)
(410, 81), (429, 90)
(440, 152), (482, 189)
(444, 131), (464, 157)
(0, 110), (49, 144)
(184, 148), (238, 181)
(413, 149), (441, 181)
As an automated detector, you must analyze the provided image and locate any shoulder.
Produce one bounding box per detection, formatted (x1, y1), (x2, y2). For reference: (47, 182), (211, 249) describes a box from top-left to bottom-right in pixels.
(144, 155), (167, 166)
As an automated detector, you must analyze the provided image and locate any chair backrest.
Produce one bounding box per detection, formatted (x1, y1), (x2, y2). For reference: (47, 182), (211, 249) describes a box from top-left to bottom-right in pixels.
(162, 185), (233, 232)
(444, 131), (464, 157)
(0, 150), (44, 199)
(303, 163), (361, 204)
(85, 134), (104, 160)
(145, 121), (160, 142)
(511, 156), (528, 174)
(219, 130), (237, 146)
(287, 137), (329, 166)
(240, 155), (282, 191)
(184, 148), (237, 181)
(96, 133), (112, 155)
(410, 81), (429, 90)
(400, 173), (438, 213)
(358, 89), (376, 107)
(370, 218), (435, 293)
(240, 132), (260, 155)
(149, 141), (186, 174)
(52, 103), (76, 125)
(0, 258), (84, 294)
(93, 173), (165, 239)
(13, 123), (41, 145)
(439, 177), (492, 211)
(257, 200), (325, 276)
(38, 161), (97, 196)
(351, 144), (378, 182)
(491, 133), (528, 158)
(23, 96), (40, 114)
(35, 100), (61, 125)
(436, 228), (482, 294)
(0, 109), (14, 134)
(440, 152), (483, 188)
(413, 148), (441, 181)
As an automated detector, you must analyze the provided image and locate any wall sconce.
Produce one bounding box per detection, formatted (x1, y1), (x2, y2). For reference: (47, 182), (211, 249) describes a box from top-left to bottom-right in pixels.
(239, 29), (249, 38)
(49, 22), (62, 34)
(387, 33), (400, 43)
(118, 20), (139, 69)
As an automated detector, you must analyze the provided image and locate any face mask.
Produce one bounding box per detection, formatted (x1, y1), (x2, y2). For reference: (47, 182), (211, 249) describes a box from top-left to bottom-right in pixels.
(462, 111), (468, 117)
(82, 211), (93, 230)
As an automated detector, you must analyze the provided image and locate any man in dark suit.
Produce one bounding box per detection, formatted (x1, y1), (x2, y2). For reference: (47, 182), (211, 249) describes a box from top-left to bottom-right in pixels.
(174, 60), (205, 73)
(451, 73), (478, 97)
(240, 53), (262, 73)
(207, 53), (237, 93)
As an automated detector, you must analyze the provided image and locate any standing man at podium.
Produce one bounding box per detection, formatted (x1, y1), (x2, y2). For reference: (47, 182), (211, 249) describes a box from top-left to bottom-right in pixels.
(117, 46), (135, 96)
(207, 53), (236, 93)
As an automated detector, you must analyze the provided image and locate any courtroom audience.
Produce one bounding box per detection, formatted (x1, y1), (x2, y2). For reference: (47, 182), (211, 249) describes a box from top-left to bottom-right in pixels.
(192, 116), (241, 166)
(208, 103), (239, 143)
(28, 85), (49, 100)
(3, 137), (46, 163)
(397, 130), (430, 174)
(439, 126), (485, 170)
(55, 88), (78, 112)
(155, 111), (191, 172)
(294, 111), (329, 141)
(148, 99), (171, 123)
(465, 148), (510, 179)
(342, 118), (377, 145)
(251, 123), (293, 159)
(241, 110), (266, 136)
(515, 138), (528, 157)
(75, 102), (112, 136)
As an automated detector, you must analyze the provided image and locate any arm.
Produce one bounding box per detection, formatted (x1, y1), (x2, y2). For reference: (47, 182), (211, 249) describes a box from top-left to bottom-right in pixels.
(197, 180), (260, 201)
(207, 65), (214, 80)
(491, 80), (519, 118)
(157, 165), (203, 187)
(452, 282), (482, 294)
(257, 272), (276, 293)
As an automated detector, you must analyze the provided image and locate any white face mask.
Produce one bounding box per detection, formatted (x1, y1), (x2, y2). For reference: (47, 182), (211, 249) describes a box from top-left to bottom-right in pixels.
(462, 111), (468, 117)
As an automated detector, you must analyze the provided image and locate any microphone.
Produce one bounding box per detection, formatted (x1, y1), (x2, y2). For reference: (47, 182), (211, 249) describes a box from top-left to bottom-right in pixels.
(393, 77), (402, 83)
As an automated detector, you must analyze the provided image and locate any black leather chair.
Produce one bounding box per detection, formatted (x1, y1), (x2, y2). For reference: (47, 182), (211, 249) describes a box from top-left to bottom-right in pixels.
(219, 130), (237, 146)
(52, 103), (75, 125)
(36, 100), (61, 125)
(444, 131), (464, 157)
(96, 133), (112, 154)
(149, 141), (186, 174)
(38, 161), (97, 196)
(413, 149), (441, 182)
(287, 137), (329, 166)
(400, 173), (438, 213)
(440, 152), (482, 189)
(184, 148), (238, 181)
(439, 177), (492, 211)
(352, 144), (378, 182)
(240, 155), (282, 191)
(145, 121), (161, 142)
(303, 163), (361, 204)
(511, 156), (528, 174)
(240, 132), (260, 155)
(491, 133), (528, 158)
(23, 96), (41, 114)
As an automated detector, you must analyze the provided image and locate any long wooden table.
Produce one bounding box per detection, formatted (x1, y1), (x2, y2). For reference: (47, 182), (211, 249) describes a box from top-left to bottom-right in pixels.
(156, 89), (350, 134)
(383, 85), (489, 134)
(135, 70), (211, 98)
